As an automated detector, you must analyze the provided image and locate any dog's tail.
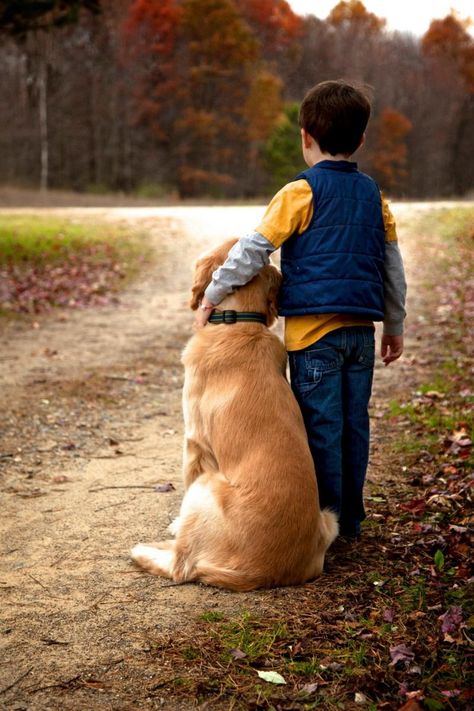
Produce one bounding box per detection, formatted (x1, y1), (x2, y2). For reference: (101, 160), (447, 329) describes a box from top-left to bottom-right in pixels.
(319, 508), (339, 549)
(194, 561), (267, 592)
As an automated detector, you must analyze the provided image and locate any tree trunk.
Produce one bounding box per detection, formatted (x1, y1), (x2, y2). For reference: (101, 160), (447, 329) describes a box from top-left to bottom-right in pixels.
(38, 53), (48, 191)
(37, 33), (49, 192)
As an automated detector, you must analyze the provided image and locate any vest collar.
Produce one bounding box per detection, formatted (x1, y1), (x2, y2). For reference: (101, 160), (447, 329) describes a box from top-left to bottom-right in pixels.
(313, 160), (358, 172)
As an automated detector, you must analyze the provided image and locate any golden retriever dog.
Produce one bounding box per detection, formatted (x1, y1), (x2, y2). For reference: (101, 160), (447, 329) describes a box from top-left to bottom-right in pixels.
(131, 239), (338, 591)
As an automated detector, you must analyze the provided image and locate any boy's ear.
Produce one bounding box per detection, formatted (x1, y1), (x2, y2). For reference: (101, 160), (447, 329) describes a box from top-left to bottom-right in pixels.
(190, 254), (220, 310)
(301, 128), (313, 150)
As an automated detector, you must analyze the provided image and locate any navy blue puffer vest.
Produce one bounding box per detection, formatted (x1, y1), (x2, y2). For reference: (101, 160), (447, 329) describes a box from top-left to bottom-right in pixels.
(279, 160), (385, 320)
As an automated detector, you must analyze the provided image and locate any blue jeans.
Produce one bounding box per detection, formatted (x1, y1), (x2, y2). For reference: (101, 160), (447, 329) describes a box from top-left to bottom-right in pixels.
(289, 326), (375, 537)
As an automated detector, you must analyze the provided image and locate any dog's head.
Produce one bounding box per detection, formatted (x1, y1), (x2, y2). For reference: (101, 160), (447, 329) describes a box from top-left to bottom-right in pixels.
(190, 239), (281, 327)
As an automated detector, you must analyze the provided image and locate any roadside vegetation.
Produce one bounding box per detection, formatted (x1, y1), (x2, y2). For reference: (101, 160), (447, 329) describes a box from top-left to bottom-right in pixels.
(0, 215), (151, 315)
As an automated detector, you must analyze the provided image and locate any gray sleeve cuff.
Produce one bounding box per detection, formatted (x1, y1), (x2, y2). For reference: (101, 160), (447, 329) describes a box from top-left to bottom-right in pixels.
(383, 319), (405, 336)
(204, 232), (276, 305)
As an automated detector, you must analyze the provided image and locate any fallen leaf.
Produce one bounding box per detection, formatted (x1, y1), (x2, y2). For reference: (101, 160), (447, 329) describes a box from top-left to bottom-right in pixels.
(438, 606), (463, 636)
(399, 499), (426, 514)
(451, 428), (470, 443)
(51, 475), (70, 484)
(290, 640), (303, 656)
(301, 682), (318, 694)
(449, 524), (467, 533)
(389, 644), (415, 666)
(256, 670), (286, 685)
(61, 442), (76, 451)
(319, 661), (343, 671)
(441, 689), (461, 698)
(433, 549), (445, 571)
(155, 482), (175, 493)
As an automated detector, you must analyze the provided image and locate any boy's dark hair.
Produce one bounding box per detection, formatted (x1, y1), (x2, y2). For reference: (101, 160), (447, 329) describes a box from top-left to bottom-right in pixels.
(299, 80), (372, 156)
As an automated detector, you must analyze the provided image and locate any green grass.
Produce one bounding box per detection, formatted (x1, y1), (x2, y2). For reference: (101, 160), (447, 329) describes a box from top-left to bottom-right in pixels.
(0, 214), (145, 266)
(287, 658), (320, 676)
(199, 610), (226, 623)
(216, 612), (289, 663)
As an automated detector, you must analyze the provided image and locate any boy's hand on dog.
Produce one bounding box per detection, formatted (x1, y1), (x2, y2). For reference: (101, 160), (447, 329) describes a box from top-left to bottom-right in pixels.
(195, 296), (215, 328)
(381, 334), (404, 366)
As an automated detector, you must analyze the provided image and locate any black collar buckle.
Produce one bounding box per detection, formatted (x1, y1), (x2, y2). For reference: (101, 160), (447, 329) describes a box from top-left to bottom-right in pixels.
(222, 310), (237, 324)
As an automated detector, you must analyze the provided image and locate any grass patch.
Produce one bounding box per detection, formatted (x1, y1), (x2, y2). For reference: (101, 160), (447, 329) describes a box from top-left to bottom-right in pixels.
(0, 214), (145, 266)
(0, 214), (152, 314)
(218, 613), (289, 663)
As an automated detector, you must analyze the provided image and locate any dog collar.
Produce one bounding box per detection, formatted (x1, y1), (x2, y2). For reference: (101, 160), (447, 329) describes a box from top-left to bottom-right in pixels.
(208, 310), (267, 325)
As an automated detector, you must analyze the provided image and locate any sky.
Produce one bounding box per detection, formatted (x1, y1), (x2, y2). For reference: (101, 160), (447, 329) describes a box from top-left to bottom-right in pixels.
(286, 0), (473, 36)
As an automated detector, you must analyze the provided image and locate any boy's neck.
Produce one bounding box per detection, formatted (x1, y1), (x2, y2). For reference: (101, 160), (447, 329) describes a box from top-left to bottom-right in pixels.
(301, 128), (361, 168)
(308, 145), (352, 167)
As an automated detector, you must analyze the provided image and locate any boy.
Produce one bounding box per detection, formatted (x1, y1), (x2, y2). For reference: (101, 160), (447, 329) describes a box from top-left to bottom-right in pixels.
(196, 80), (406, 539)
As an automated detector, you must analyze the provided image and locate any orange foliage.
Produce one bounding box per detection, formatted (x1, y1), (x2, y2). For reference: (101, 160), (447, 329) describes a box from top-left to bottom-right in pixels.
(239, 0), (302, 49)
(422, 13), (474, 92)
(181, 0), (258, 70)
(245, 71), (283, 143)
(122, 0), (181, 57)
(121, 0), (182, 135)
(370, 109), (412, 191)
(328, 0), (385, 32)
(175, 0), (260, 196)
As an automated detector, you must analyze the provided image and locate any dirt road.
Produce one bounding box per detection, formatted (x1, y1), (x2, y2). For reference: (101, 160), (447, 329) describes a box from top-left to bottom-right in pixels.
(0, 203), (464, 709)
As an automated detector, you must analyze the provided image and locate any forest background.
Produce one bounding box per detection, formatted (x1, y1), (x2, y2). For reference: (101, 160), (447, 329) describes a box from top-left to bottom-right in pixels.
(0, 0), (473, 200)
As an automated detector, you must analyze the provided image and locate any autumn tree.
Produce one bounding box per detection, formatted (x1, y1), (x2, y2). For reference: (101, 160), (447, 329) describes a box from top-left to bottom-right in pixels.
(325, 0), (386, 81)
(173, 0), (259, 196)
(328, 0), (385, 32)
(421, 13), (474, 195)
(243, 70), (283, 193)
(422, 13), (474, 92)
(239, 0), (301, 56)
(121, 0), (182, 139)
(368, 109), (412, 192)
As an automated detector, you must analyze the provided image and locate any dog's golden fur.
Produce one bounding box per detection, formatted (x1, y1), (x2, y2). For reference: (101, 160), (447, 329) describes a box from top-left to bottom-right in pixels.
(131, 239), (338, 591)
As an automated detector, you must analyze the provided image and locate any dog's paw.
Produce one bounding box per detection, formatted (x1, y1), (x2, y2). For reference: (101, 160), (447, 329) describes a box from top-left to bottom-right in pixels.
(130, 543), (154, 565)
(130, 543), (175, 577)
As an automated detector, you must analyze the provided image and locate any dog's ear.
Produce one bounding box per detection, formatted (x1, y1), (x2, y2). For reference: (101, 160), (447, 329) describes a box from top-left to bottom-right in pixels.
(264, 263), (282, 325)
(190, 254), (218, 311)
